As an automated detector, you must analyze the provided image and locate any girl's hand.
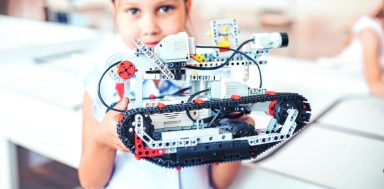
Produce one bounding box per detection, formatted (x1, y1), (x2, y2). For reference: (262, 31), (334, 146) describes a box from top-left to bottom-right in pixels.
(227, 111), (256, 126)
(93, 97), (130, 152)
(230, 114), (255, 126)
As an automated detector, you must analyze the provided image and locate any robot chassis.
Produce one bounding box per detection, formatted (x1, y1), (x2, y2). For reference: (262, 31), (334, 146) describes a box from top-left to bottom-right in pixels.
(98, 19), (311, 169)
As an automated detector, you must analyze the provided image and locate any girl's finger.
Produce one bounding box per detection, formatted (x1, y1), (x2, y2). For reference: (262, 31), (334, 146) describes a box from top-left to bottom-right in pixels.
(112, 131), (130, 152)
(107, 97), (129, 118)
(243, 116), (255, 126)
(231, 115), (256, 126)
(116, 141), (130, 152)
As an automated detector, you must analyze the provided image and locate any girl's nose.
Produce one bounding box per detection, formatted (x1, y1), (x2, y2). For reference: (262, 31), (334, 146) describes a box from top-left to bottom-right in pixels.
(140, 14), (160, 36)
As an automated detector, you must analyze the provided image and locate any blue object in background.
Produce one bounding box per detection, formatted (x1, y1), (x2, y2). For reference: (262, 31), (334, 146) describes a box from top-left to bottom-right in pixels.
(55, 12), (68, 24)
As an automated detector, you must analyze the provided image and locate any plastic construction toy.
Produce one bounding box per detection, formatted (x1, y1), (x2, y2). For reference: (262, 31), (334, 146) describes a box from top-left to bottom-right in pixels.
(98, 19), (311, 169)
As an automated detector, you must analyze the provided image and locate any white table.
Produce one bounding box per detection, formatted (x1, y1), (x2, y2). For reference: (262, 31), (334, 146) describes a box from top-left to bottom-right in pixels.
(0, 16), (99, 188)
(0, 16), (101, 62)
(242, 56), (384, 188)
(0, 89), (82, 189)
(229, 163), (327, 189)
(246, 122), (384, 189)
(0, 13), (96, 165)
(246, 56), (370, 120)
(316, 96), (384, 138)
(0, 59), (84, 110)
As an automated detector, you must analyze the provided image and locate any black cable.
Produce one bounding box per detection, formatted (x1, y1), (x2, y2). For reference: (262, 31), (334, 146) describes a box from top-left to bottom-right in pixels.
(172, 86), (191, 96)
(186, 89), (210, 122)
(99, 63), (191, 111)
(99, 39), (263, 111)
(186, 39), (253, 70)
(186, 39), (263, 88)
(98, 61), (126, 113)
(194, 46), (263, 88)
(187, 88), (210, 103)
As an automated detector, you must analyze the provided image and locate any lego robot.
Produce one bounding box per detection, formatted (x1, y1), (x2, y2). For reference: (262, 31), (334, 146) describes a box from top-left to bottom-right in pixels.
(98, 19), (311, 169)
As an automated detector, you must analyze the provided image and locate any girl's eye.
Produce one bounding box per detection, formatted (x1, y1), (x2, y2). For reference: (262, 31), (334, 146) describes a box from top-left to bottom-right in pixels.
(158, 5), (174, 13)
(127, 8), (140, 15)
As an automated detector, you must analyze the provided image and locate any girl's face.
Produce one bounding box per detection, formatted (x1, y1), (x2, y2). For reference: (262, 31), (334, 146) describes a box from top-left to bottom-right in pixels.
(112, 0), (191, 49)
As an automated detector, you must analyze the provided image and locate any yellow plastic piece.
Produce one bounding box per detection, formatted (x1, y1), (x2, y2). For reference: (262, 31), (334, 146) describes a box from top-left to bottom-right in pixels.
(205, 32), (212, 38)
(218, 41), (230, 48)
(223, 26), (229, 31)
(192, 54), (206, 63)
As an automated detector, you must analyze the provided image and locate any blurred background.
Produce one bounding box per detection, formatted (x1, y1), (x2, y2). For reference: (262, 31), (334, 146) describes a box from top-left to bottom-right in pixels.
(0, 0), (383, 189)
(2, 0), (381, 59)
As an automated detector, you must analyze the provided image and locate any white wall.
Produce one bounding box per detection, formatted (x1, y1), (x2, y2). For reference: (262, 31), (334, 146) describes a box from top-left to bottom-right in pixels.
(193, 0), (382, 20)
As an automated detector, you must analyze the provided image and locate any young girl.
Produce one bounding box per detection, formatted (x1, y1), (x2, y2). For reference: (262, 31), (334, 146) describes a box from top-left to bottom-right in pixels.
(317, 2), (384, 97)
(359, 3), (384, 97)
(78, 0), (253, 188)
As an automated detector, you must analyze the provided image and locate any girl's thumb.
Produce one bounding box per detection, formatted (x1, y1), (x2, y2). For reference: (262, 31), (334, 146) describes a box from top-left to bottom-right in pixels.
(113, 97), (129, 111)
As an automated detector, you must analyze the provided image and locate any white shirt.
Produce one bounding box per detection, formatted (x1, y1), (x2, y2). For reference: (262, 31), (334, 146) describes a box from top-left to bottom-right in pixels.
(81, 35), (210, 189)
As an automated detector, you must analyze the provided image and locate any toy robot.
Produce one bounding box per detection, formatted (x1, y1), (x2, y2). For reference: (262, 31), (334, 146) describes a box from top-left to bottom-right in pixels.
(98, 19), (311, 169)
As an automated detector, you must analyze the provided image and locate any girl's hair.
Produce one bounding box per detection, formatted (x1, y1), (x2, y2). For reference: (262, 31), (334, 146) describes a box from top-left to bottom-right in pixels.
(373, 0), (384, 18)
